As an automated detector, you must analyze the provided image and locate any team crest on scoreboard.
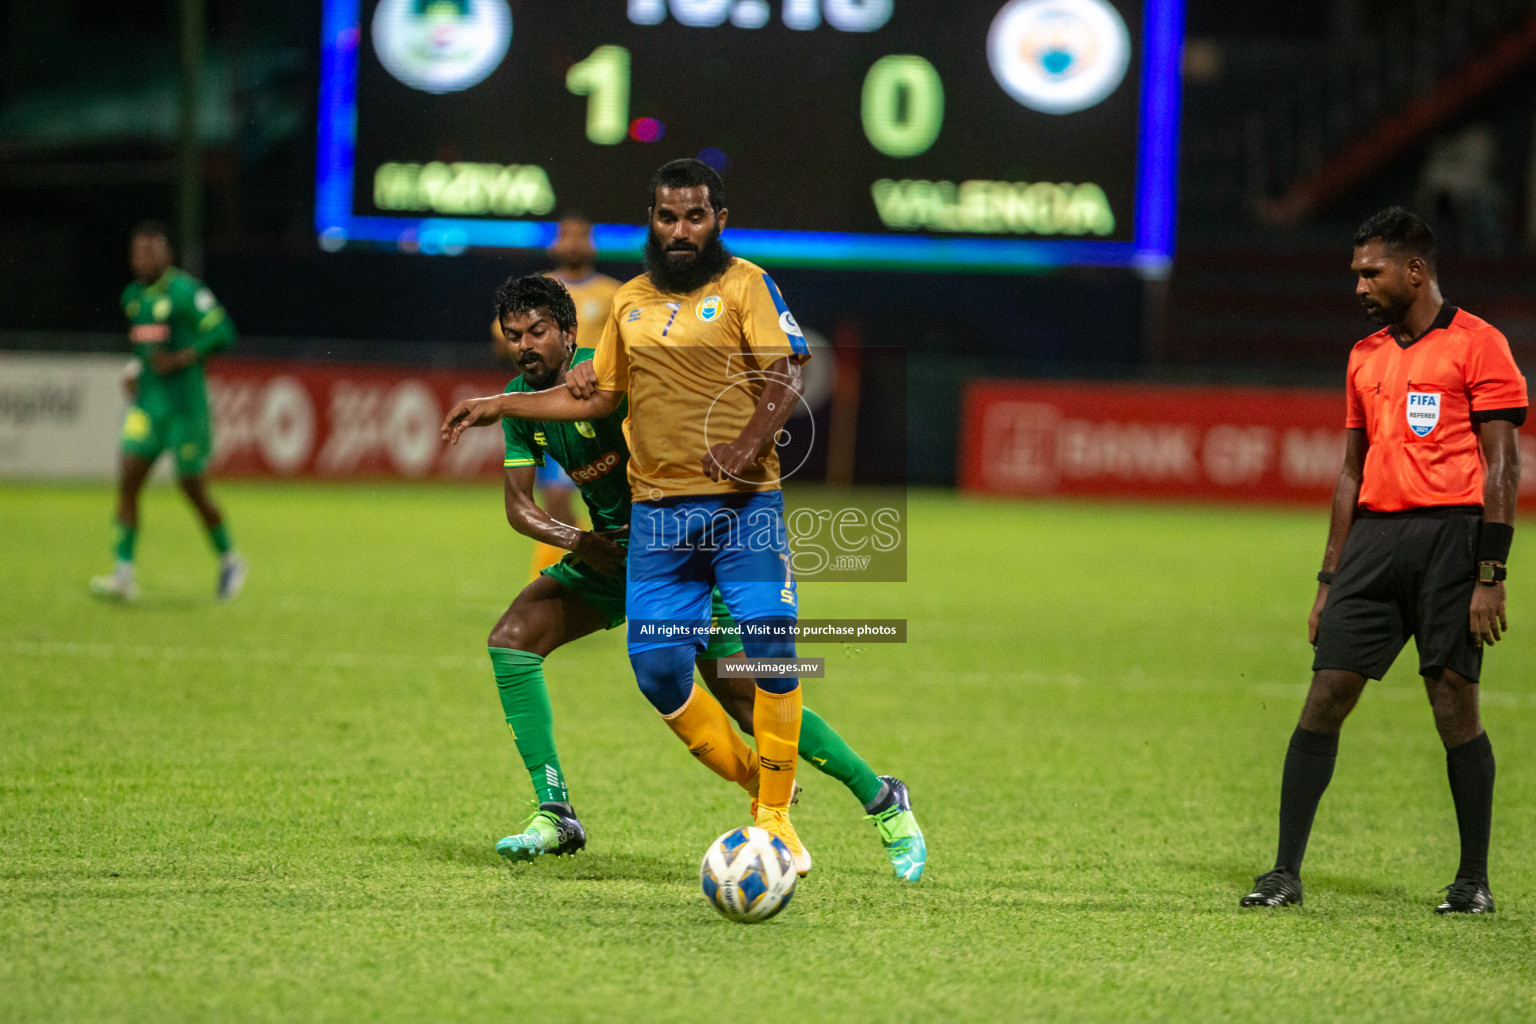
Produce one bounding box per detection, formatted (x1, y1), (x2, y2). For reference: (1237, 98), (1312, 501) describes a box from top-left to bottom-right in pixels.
(1406, 392), (1441, 437)
(987, 0), (1131, 115)
(372, 0), (512, 95)
(696, 295), (723, 322)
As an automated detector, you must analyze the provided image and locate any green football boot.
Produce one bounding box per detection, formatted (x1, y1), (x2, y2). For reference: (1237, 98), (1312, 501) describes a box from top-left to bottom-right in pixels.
(867, 775), (926, 882)
(496, 803), (587, 864)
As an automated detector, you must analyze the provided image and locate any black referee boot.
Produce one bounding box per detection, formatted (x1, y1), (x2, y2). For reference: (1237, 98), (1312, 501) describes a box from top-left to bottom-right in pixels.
(1240, 869), (1303, 908)
(1434, 878), (1496, 915)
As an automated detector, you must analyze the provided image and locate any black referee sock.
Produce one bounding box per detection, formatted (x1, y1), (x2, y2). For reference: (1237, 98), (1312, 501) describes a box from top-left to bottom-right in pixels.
(1273, 726), (1339, 876)
(1446, 731), (1496, 884)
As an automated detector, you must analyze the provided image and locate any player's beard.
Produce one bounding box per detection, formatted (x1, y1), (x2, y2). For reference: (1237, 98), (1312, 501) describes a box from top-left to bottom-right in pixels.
(644, 225), (731, 295)
(519, 346), (573, 391)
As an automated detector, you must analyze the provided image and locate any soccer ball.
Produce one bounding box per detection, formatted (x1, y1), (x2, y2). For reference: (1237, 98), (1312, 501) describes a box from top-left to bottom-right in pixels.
(699, 826), (798, 923)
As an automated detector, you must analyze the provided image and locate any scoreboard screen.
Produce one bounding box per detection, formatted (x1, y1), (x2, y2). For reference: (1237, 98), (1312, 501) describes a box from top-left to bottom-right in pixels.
(316, 0), (1182, 271)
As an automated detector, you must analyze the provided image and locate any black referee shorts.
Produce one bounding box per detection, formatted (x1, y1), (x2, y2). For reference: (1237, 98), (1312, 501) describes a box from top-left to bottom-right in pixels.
(1312, 507), (1483, 683)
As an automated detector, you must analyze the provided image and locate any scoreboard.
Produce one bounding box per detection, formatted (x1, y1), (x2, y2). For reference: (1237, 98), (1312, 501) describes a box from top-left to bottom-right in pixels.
(316, 0), (1182, 271)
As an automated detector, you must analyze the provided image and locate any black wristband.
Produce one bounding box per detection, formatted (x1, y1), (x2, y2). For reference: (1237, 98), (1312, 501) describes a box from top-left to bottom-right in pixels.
(1317, 570), (1336, 585)
(1478, 522), (1514, 565)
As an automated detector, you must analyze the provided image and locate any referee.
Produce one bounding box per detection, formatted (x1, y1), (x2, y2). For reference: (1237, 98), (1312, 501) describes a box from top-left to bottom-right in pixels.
(1242, 207), (1525, 914)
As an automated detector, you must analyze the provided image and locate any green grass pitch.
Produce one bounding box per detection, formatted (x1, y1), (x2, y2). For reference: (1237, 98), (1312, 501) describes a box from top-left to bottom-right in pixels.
(3, 482), (1535, 1023)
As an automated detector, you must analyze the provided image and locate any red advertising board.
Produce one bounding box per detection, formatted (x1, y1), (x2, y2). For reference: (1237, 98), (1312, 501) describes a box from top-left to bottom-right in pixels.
(206, 359), (512, 479)
(960, 380), (1536, 506)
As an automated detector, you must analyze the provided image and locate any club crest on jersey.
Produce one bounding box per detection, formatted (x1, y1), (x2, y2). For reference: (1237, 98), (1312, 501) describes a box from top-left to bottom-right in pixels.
(696, 295), (723, 321)
(575, 420), (596, 438)
(778, 310), (804, 337)
(626, 308), (644, 323)
(1406, 392), (1441, 437)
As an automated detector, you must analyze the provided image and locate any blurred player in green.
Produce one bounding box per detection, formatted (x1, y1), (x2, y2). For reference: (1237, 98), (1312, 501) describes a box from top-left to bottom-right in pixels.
(90, 221), (246, 602)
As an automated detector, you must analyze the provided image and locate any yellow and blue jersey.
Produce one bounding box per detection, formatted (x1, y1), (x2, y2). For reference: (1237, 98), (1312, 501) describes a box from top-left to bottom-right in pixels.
(592, 257), (810, 502)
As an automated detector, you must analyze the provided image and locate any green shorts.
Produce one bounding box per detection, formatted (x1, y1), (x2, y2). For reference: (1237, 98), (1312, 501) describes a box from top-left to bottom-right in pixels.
(541, 553), (744, 659)
(120, 406), (212, 477)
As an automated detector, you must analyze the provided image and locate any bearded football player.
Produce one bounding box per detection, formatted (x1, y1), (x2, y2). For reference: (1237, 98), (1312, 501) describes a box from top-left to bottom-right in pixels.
(473, 272), (924, 880)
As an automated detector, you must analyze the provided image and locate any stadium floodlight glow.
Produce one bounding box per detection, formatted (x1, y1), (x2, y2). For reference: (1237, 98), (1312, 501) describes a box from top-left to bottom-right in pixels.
(316, 0), (1183, 273)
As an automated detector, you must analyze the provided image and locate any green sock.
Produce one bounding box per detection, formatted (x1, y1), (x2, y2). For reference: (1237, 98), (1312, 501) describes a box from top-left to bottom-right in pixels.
(488, 647), (569, 805)
(208, 522), (233, 556)
(799, 708), (883, 807)
(113, 521), (137, 563)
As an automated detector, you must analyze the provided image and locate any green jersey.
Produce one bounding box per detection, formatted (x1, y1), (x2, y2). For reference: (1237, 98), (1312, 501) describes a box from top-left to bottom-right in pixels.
(121, 268), (236, 418)
(502, 349), (631, 534)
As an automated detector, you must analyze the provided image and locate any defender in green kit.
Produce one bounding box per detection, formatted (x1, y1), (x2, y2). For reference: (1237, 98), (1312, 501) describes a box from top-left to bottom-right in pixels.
(90, 221), (246, 602)
(480, 275), (925, 880)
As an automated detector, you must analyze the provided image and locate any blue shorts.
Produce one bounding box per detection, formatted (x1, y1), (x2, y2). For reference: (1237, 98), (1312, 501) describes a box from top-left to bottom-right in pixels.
(535, 459), (575, 490)
(626, 491), (798, 654)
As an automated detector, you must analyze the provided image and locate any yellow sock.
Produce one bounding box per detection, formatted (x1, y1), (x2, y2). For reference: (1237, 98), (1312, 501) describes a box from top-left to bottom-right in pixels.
(528, 541), (565, 581)
(662, 684), (759, 792)
(753, 685), (802, 809)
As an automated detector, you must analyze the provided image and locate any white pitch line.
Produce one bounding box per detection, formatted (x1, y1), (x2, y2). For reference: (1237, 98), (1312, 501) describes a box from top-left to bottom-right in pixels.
(4, 638), (484, 672)
(866, 666), (1536, 710)
(10, 639), (1534, 710)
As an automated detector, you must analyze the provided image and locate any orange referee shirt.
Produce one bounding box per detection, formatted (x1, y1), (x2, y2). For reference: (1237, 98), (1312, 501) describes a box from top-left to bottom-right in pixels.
(1346, 304), (1527, 513)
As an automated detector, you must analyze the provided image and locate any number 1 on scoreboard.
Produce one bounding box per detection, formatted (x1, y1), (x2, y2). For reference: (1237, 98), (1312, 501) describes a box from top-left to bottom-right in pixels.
(566, 45), (631, 146)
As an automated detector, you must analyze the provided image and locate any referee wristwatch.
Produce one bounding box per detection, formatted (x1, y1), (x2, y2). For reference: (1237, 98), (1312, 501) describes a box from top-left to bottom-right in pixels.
(1477, 562), (1507, 586)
